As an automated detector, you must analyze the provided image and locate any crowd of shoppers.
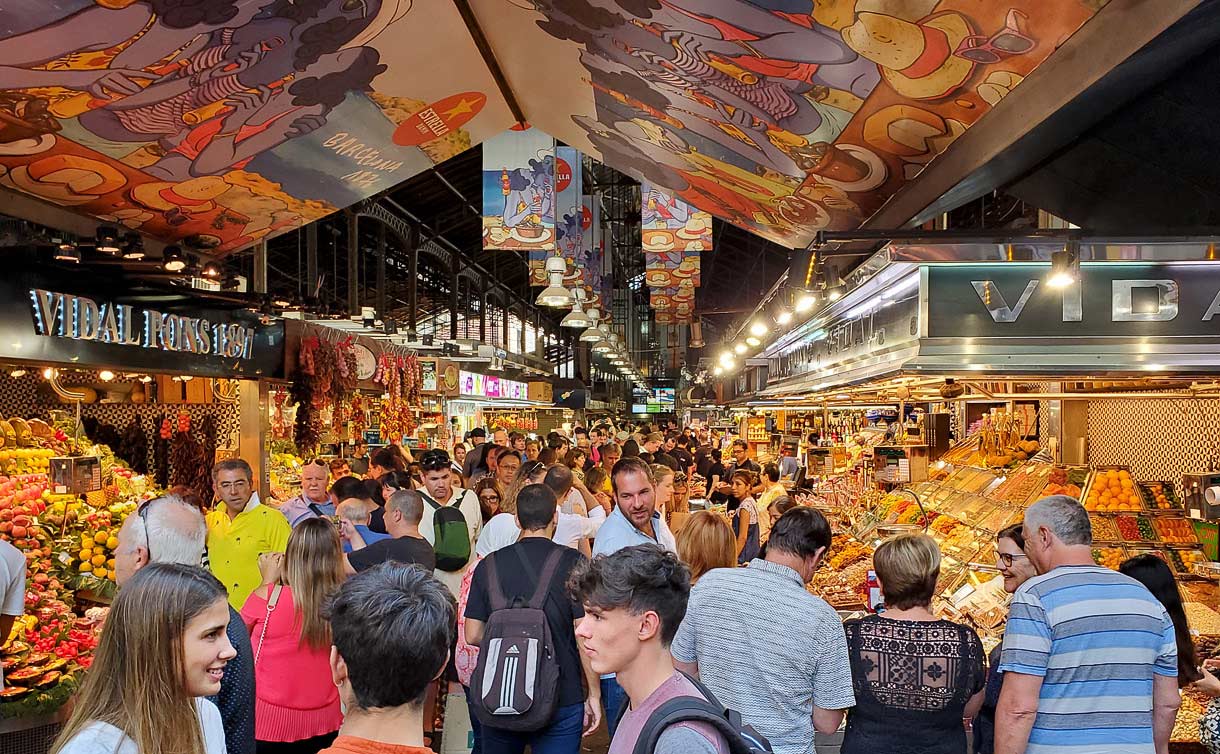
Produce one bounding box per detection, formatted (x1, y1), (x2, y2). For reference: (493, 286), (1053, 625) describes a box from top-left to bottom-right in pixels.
(40, 420), (1220, 754)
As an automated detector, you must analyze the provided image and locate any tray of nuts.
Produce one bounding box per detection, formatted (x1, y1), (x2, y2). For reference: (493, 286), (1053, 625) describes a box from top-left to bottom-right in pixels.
(1089, 514), (1121, 542)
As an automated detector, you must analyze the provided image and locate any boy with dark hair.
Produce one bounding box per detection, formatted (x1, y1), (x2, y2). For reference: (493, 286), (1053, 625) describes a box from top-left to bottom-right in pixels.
(464, 484), (601, 753)
(570, 545), (729, 754)
(321, 563), (455, 754)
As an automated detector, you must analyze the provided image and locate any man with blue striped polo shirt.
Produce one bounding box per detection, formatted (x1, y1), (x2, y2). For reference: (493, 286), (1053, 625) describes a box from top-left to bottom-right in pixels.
(996, 495), (1180, 754)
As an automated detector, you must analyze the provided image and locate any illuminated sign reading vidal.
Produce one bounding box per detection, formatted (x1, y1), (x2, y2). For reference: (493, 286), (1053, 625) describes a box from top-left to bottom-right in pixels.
(29, 289), (255, 359)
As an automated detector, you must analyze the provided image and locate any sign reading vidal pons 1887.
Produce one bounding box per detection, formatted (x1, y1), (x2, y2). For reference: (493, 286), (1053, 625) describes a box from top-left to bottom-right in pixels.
(29, 289), (255, 359)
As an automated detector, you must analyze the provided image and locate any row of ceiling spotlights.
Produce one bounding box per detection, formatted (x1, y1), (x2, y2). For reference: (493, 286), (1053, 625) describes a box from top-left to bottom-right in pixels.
(53, 226), (224, 279)
(713, 286), (842, 376)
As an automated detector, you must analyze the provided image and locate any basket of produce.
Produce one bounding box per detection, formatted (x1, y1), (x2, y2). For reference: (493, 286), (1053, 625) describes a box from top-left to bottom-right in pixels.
(989, 463), (1052, 507)
(1166, 548), (1208, 577)
(1140, 481), (1183, 511)
(1083, 467), (1147, 512)
(1088, 514), (1121, 542)
(1152, 517), (1199, 545)
(1092, 545), (1128, 570)
(1115, 514), (1160, 543)
(1039, 465), (1087, 500)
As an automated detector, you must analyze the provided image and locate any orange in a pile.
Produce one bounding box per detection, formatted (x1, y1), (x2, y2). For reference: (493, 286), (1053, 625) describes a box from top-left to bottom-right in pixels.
(1085, 470), (1140, 512)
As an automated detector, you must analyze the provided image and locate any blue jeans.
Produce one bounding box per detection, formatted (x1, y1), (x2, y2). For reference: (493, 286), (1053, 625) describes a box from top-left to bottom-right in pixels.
(601, 676), (629, 739)
(479, 702), (584, 754)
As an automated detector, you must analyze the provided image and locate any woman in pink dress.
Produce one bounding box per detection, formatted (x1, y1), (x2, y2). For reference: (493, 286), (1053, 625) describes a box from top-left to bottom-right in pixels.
(241, 518), (345, 753)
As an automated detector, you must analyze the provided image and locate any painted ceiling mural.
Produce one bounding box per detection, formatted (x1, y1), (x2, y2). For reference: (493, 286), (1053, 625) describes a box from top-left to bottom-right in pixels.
(472, 0), (1106, 248)
(0, 0), (515, 255)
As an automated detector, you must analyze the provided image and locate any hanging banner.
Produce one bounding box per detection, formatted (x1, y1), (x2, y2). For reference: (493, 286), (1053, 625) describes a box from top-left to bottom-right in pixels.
(581, 194), (601, 303)
(641, 182), (712, 253)
(644, 251), (700, 289)
(554, 146), (584, 287)
(482, 126), (555, 251)
(651, 282), (696, 325)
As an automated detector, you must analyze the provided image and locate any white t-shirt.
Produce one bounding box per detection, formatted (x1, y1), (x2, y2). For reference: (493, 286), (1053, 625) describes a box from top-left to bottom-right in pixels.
(0, 540), (25, 690)
(54, 698), (225, 754)
(420, 487), (483, 596)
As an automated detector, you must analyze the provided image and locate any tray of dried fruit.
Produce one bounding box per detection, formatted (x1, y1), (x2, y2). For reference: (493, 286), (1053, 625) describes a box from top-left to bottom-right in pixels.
(1088, 514), (1122, 543)
(1140, 481), (1184, 511)
(1093, 545), (1129, 570)
(1082, 467), (1148, 512)
(1039, 465), (1088, 500)
(989, 463), (1053, 507)
(977, 503), (1023, 533)
(1152, 517), (1200, 546)
(943, 466), (1003, 496)
(1115, 513), (1160, 543)
(1165, 548), (1209, 578)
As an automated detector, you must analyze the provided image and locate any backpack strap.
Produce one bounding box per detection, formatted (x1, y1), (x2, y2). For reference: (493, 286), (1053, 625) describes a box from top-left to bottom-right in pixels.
(633, 696), (740, 754)
(484, 552), (509, 613)
(514, 546), (565, 611)
(419, 491), (442, 510)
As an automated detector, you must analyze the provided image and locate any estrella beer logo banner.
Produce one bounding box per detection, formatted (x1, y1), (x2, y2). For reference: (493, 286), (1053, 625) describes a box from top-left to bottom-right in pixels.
(482, 126), (556, 251)
(553, 146), (584, 287)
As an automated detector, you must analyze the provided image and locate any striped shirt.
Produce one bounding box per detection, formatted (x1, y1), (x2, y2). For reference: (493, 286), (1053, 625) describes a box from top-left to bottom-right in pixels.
(998, 565), (1177, 754)
(672, 559), (855, 754)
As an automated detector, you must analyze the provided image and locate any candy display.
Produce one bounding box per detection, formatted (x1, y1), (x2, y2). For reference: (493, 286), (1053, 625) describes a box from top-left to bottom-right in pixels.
(1115, 514), (1158, 543)
(1141, 481), (1182, 510)
(1093, 546), (1127, 570)
(1152, 517), (1198, 545)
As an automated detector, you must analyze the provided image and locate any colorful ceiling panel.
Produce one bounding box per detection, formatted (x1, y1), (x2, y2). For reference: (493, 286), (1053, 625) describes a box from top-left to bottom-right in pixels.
(471, 0), (1104, 248)
(0, 0), (515, 255)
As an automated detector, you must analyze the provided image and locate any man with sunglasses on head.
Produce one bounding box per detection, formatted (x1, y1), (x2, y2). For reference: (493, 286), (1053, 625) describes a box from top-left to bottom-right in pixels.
(207, 458), (291, 610)
(277, 459), (336, 527)
(418, 449), (483, 596)
(115, 493), (255, 754)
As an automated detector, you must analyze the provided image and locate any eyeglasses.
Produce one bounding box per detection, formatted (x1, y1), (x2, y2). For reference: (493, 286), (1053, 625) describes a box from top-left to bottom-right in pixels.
(998, 552), (1028, 567)
(137, 498), (156, 563)
(419, 451), (450, 471)
(954, 9), (1033, 64)
(305, 458), (328, 467)
(480, 493), (501, 502)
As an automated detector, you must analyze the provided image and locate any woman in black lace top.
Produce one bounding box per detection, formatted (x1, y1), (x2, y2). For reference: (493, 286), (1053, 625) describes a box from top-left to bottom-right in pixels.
(842, 533), (986, 754)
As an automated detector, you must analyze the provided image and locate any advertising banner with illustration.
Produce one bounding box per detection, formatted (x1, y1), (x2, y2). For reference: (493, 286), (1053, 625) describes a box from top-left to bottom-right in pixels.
(470, 0), (1104, 249)
(552, 146), (584, 287)
(581, 194), (604, 307)
(642, 182), (712, 253)
(482, 126), (555, 252)
(0, 0), (513, 256)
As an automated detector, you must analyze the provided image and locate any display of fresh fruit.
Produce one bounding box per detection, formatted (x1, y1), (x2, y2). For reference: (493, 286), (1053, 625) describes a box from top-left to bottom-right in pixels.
(1141, 481), (1182, 510)
(73, 525), (120, 583)
(1093, 546), (1127, 570)
(1115, 514), (1159, 543)
(1153, 517), (1198, 545)
(1084, 468), (1144, 512)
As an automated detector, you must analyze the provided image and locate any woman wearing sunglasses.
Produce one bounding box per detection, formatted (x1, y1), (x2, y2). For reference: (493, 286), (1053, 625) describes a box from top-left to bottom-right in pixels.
(472, 478), (504, 524)
(974, 522), (1037, 754)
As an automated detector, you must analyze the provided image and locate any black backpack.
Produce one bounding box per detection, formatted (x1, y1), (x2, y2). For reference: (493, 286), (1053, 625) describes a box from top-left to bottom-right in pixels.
(420, 491), (472, 572)
(470, 547), (564, 732)
(615, 672), (775, 754)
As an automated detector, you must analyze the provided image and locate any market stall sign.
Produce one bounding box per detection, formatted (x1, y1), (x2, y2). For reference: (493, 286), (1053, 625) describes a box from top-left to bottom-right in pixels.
(459, 370), (527, 400)
(769, 295), (919, 383)
(927, 264), (1220, 338)
(30, 289), (255, 358)
(419, 359), (438, 393)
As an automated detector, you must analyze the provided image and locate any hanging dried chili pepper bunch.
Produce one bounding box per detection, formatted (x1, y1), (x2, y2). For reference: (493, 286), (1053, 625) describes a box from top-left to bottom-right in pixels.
(376, 352), (403, 444)
(349, 393), (367, 441)
(291, 337), (323, 452)
(404, 354), (423, 407)
(335, 337), (359, 399)
(312, 338), (337, 409)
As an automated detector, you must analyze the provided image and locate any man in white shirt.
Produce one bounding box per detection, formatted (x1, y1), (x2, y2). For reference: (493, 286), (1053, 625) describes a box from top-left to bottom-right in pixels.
(542, 464), (606, 555)
(417, 449), (482, 596)
(0, 539), (25, 689)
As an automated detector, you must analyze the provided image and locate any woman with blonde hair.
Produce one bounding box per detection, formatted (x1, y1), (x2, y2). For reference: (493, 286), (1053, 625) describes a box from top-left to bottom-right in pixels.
(675, 510), (737, 584)
(651, 464), (676, 517)
(842, 533), (985, 754)
(240, 518), (345, 752)
(51, 563), (234, 754)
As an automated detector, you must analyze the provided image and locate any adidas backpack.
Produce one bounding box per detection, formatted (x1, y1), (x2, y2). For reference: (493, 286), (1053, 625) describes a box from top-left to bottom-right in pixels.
(471, 547), (564, 732)
(617, 672), (775, 754)
(422, 492), (472, 572)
